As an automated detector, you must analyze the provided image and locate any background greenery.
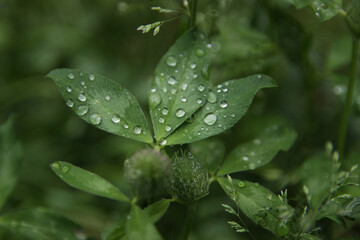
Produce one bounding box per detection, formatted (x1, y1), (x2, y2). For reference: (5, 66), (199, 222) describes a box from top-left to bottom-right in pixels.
(0, 0), (359, 239)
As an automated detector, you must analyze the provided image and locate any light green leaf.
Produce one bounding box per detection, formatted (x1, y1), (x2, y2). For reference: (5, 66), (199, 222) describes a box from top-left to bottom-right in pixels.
(284, 0), (342, 21)
(144, 199), (171, 223)
(190, 138), (225, 175)
(218, 178), (294, 237)
(148, 29), (211, 144)
(217, 125), (297, 175)
(125, 205), (163, 240)
(0, 117), (21, 210)
(0, 208), (81, 240)
(105, 220), (126, 240)
(166, 75), (277, 145)
(50, 161), (130, 203)
(47, 69), (153, 144)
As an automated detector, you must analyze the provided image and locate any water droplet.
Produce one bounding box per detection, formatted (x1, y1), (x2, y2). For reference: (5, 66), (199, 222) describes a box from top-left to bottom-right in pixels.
(204, 113), (217, 126)
(76, 105), (89, 116)
(66, 99), (74, 108)
(51, 162), (61, 170)
(80, 81), (85, 86)
(62, 164), (71, 173)
(197, 99), (203, 104)
(243, 156), (249, 161)
(149, 93), (161, 109)
(237, 181), (246, 188)
(124, 124), (129, 129)
(206, 43), (212, 48)
(257, 74), (263, 79)
(162, 107), (169, 115)
(222, 88), (228, 93)
(165, 125), (172, 132)
(78, 93), (86, 102)
(197, 84), (205, 92)
(168, 76), (177, 85)
(315, 12), (320, 17)
(230, 113), (236, 118)
(166, 56), (177, 67)
(151, 88), (156, 93)
(190, 62), (197, 69)
(133, 126), (142, 135)
(176, 108), (186, 117)
(220, 100), (228, 108)
(105, 94), (111, 101)
(112, 114), (121, 123)
(196, 48), (205, 57)
(181, 96), (187, 102)
(193, 73), (198, 78)
(207, 91), (217, 103)
(68, 73), (75, 79)
(90, 113), (101, 125)
(180, 83), (188, 91)
(66, 86), (72, 92)
(160, 139), (167, 146)
(89, 74), (95, 81)
(171, 88), (177, 94)
(333, 85), (346, 95)
(159, 117), (165, 123)
(249, 163), (256, 170)
(162, 87), (168, 93)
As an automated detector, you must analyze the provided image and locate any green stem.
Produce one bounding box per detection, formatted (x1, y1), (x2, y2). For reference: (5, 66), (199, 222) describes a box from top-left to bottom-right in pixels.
(179, 203), (197, 240)
(338, 39), (359, 161)
(188, 0), (198, 28)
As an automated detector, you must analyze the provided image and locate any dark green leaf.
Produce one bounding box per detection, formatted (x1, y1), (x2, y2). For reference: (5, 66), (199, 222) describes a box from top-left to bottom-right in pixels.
(0, 117), (21, 210)
(344, 0), (360, 38)
(218, 178), (294, 237)
(50, 161), (130, 203)
(190, 138), (225, 175)
(166, 75), (277, 145)
(148, 29), (211, 144)
(125, 205), (163, 240)
(143, 199), (171, 223)
(217, 125), (297, 175)
(47, 69), (153, 144)
(0, 208), (81, 240)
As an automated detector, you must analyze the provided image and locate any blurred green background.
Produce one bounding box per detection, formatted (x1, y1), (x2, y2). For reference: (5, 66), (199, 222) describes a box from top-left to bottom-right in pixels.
(0, 0), (359, 239)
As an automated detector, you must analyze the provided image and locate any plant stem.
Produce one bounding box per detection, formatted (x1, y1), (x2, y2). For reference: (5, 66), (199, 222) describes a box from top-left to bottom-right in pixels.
(179, 203), (197, 240)
(338, 39), (359, 161)
(188, 0), (198, 28)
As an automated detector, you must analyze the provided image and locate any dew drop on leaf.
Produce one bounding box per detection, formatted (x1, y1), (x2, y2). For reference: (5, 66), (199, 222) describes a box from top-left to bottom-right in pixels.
(61, 164), (71, 173)
(149, 93), (162, 109)
(165, 125), (172, 132)
(196, 48), (205, 57)
(181, 96), (187, 102)
(237, 181), (246, 188)
(68, 73), (75, 79)
(197, 84), (205, 92)
(90, 113), (102, 125)
(133, 126), (142, 135)
(204, 113), (217, 126)
(162, 107), (169, 115)
(166, 56), (177, 67)
(168, 76), (177, 85)
(230, 113), (236, 118)
(159, 117), (165, 123)
(51, 162), (61, 170)
(124, 124), (129, 129)
(197, 99), (203, 104)
(105, 94), (111, 101)
(78, 93), (86, 102)
(176, 108), (186, 118)
(76, 105), (89, 116)
(89, 74), (95, 81)
(190, 62), (197, 69)
(112, 114), (121, 123)
(207, 91), (217, 103)
(242, 156), (249, 161)
(220, 100), (228, 108)
(66, 86), (72, 92)
(180, 83), (188, 91)
(66, 99), (74, 108)
(160, 139), (167, 146)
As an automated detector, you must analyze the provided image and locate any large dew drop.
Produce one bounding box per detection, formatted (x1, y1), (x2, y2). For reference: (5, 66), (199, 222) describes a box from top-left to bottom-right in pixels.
(204, 113), (217, 126)
(133, 126), (142, 135)
(207, 91), (217, 103)
(220, 100), (228, 108)
(78, 93), (86, 102)
(90, 113), (102, 125)
(66, 99), (74, 108)
(176, 108), (185, 118)
(112, 114), (121, 123)
(76, 105), (89, 116)
(166, 56), (177, 67)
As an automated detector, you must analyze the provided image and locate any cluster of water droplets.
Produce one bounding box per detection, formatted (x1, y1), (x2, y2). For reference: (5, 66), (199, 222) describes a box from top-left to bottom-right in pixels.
(312, 1), (328, 18)
(64, 71), (146, 138)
